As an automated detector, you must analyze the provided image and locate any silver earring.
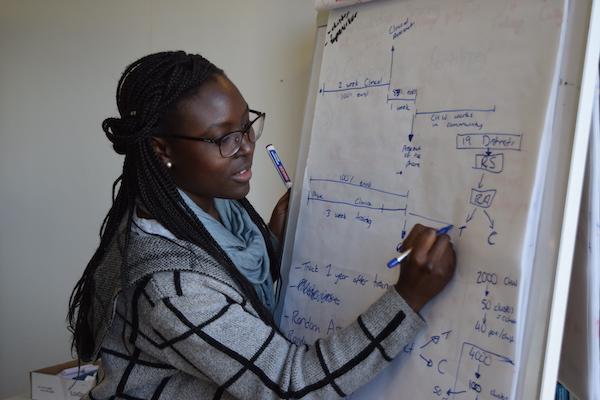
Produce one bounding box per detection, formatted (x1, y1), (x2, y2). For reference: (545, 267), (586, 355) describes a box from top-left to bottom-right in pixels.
(166, 161), (172, 168)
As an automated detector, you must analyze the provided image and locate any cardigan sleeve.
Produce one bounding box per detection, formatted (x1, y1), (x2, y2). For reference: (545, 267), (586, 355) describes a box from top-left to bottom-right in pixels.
(138, 270), (425, 399)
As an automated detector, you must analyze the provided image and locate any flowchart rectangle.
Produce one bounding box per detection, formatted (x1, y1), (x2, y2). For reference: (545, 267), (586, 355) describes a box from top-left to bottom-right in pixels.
(474, 153), (505, 173)
(470, 188), (497, 209)
(456, 133), (522, 151)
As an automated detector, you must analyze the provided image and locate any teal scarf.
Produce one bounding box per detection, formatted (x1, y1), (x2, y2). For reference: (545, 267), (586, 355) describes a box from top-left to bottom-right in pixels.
(179, 191), (275, 312)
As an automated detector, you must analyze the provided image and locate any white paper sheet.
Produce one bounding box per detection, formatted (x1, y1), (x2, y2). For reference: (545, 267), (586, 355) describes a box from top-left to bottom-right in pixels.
(280, 1), (567, 398)
(559, 75), (600, 400)
(314, 0), (377, 12)
(592, 80), (600, 400)
(560, 77), (600, 400)
(559, 132), (594, 400)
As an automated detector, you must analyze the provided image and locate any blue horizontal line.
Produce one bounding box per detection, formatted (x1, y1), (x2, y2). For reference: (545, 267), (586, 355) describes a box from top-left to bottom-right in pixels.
(458, 146), (521, 151)
(456, 132), (521, 137)
(321, 82), (390, 93)
(308, 197), (407, 212)
(310, 178), (408, 198)
(471, 188), (497, 193)
(416, 106), (496, 115)
(408, 212), (452, 226)
(387, 97), (417, 102)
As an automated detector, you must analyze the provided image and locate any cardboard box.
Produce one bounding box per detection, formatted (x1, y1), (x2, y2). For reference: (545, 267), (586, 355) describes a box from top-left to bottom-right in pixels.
(30, 360), (98, 400)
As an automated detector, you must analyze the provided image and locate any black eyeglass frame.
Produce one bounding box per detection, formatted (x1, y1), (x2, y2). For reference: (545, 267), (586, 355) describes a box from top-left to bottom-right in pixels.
(153, 109), (265, 158)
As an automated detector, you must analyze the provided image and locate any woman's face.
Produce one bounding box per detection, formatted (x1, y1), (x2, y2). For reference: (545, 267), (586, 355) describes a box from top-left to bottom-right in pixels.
(154, 74), (255, 211)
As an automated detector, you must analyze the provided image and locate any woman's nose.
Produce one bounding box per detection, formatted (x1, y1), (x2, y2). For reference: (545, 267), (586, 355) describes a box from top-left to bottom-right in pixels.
(236, 132), (254, 157)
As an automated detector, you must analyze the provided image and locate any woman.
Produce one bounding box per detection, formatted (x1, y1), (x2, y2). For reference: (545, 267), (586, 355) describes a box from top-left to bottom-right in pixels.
(68, 51), (456, 399)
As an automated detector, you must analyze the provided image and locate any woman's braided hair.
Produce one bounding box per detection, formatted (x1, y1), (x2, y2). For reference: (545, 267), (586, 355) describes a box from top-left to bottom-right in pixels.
(67, 51), (280, 360)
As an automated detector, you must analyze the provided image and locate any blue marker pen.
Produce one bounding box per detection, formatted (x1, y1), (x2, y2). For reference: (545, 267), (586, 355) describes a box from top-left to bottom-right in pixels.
(387, 224), (453, 268)
(266, 144), (292, 189)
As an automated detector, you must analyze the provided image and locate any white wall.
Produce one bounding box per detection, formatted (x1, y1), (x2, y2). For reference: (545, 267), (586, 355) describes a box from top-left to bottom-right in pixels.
(0, 1), (316, 396)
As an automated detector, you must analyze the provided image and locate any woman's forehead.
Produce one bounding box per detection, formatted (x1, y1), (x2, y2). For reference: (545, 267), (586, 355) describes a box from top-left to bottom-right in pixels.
(175, 75), (248, 134)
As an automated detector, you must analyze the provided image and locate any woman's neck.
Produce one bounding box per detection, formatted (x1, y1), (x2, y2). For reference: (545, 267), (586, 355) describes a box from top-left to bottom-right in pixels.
(137, 191), (222, 223)
(185, 192), (221, 222)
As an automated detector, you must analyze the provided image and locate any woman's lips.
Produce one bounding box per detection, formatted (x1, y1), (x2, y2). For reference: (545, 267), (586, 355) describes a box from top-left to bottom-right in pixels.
(232, 167), (252, 183)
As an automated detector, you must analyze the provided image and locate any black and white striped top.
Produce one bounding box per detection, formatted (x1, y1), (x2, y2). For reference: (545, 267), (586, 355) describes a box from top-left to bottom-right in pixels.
(85, 217), (425, 400)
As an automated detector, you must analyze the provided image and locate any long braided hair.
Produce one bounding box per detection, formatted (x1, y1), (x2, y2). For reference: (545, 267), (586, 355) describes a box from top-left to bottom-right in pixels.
(67, 51), (280, 360)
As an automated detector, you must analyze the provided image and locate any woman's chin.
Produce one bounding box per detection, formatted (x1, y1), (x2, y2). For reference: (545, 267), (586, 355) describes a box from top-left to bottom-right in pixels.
(225, 183), (250, 200)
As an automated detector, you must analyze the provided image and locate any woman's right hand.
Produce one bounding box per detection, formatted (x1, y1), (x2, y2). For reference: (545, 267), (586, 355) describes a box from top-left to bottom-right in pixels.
(394, 224), (456, 312)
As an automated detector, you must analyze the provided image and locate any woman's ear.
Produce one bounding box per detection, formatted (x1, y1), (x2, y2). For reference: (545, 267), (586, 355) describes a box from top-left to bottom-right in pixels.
(151, 137), (173, 168)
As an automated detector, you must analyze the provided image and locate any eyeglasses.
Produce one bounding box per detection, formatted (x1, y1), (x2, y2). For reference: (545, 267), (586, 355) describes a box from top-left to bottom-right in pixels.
(157, 109), (265, 158)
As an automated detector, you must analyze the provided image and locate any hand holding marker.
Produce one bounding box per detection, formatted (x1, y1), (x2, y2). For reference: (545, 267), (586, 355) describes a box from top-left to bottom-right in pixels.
(266, 144), (292, 189)
(393, 223), (457, 312)
(387, 224), (454, 268)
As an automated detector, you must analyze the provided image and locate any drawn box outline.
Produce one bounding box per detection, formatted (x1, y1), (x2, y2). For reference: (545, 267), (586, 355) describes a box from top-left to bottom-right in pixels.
(470, 188), (497, 209)
(450, 341), (514, 400)
(473, 153), (505, 174)
(455, 133), (522, 151)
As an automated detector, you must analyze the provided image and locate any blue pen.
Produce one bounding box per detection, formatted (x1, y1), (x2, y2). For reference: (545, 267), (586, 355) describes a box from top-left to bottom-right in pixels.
(387, 224), (453, 268)
(266, 144), (293, 189)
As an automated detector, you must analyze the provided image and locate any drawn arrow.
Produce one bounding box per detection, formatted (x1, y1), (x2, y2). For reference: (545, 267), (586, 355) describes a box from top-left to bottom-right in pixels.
(485, 284), (490, 297)
(478, 173), (485, 189)
(447, 389), (467, 396)
(466, 208), (477, 223)
(485, 147), (492, 156)
(419, 335), (440, 349)
(419, 354), (433, 367)
(389, 46), (395, 84)
(483, 313), (487, 324)
(483, 209), (495, 229)
(475, 364), (481, 379)
(408, 113), (415, 142)
(401, 219), (407, 239)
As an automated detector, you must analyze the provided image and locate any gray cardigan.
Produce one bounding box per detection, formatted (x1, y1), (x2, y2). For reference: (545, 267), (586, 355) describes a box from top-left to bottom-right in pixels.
(85, 218), (425, 399)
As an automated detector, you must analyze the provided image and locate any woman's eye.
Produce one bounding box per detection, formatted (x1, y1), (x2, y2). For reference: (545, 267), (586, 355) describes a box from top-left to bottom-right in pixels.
(220, 134), (233, 143)
(220, 133), (240, 145)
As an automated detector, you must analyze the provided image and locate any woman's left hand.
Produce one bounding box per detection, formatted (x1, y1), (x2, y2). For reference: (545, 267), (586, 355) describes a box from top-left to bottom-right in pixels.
(268, 189), (290, 244)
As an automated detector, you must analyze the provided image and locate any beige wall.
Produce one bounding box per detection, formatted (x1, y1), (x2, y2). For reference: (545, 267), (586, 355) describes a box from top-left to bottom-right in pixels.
(0, 1), (316, 396)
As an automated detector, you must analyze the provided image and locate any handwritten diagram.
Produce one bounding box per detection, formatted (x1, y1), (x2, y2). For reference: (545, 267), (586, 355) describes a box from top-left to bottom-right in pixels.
(281, 1), (564, 399)
(313, 42), (526, 248)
